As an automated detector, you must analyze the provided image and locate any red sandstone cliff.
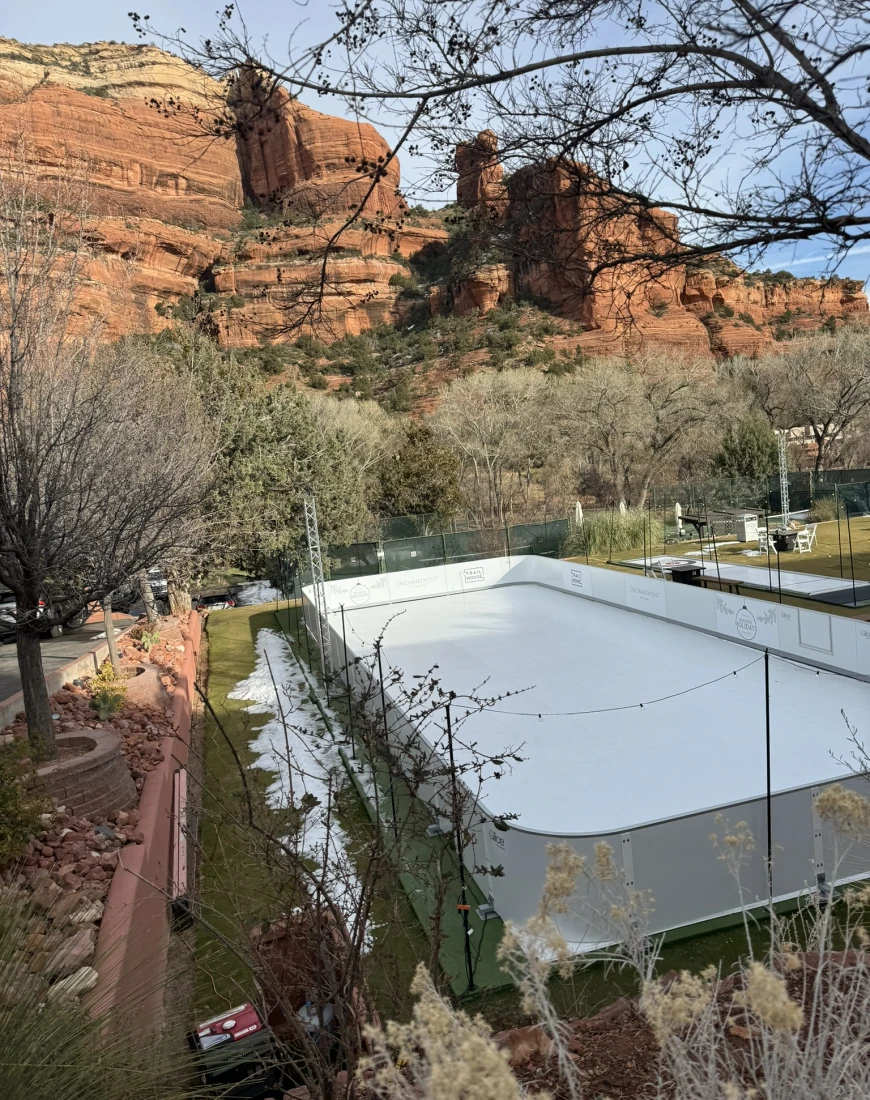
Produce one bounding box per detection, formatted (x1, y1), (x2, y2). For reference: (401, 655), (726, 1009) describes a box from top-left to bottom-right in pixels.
(0, 42), (864, 356)
(453, 132), (868, 355)
(0, 39), (432, 340)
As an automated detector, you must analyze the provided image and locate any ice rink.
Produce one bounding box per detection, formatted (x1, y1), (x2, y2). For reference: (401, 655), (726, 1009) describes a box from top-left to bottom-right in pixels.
(342, 584), (870, 835)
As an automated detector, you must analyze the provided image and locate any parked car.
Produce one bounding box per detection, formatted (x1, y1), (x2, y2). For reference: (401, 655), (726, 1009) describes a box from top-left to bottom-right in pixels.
(195, 590), (237, 611)
(0, 589), (89, 644)
(112, 571), (169, 616)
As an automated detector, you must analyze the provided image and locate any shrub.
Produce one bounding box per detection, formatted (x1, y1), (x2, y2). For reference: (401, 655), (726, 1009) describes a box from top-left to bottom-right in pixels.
(308, 371), (329, 390)
(809, 494), (840, 522)
(0, 742), (44, 866)
(523, 346), (556, 367)
(546, 358), (576, 376)
(89, 688), (125, 721)
(715, 303), (735, 318)
(564, 507), (664, 558)
(650, 302), (669, 317)
(88, 660), (127, 720)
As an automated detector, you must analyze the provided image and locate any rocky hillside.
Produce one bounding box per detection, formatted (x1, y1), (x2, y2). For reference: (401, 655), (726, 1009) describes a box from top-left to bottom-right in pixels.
(0, 40), (865, 357)
(0, 38), (435, 340)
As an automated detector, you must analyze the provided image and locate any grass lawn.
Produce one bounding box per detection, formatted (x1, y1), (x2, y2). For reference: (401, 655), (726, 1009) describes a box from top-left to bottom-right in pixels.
(194, 605), (286, 1016)
(571, 517), (870, 620)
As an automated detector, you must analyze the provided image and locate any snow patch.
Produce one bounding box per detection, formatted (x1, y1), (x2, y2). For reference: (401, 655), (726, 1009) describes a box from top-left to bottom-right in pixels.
(227, 628), (364, 926)
(234, 579), (282, 606)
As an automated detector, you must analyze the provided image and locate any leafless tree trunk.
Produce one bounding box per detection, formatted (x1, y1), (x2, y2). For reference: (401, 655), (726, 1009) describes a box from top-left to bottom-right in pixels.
(103, 599), (122, 677)
(137, 570), (159, 626)
(167, 569), (191, 617)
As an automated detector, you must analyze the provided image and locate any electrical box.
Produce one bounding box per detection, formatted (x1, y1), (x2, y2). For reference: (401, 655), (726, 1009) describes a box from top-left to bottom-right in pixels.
(735, 514), (758, 543)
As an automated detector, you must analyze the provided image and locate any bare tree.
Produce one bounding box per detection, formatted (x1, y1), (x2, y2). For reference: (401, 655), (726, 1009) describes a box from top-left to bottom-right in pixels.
(433, 369), (552, 522)
(560, 351), (719, 506)
(0, 149), (212, 755)
(735, 327), (870, 471)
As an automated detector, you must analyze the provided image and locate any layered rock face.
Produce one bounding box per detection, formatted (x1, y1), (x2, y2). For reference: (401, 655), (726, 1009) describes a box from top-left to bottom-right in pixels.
(455, 129), (507, 214)
(453, 131), (868, 355)
(233, 77), (404, 221)
(0, 39), (436, 340)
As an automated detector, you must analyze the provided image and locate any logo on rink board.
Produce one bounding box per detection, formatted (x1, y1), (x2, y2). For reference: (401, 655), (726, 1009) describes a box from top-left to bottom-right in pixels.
(463, 566), (485, 584)
(570, 568), (584, 589)
(349, 583), (371, 605)
(734, 607), (758, 641)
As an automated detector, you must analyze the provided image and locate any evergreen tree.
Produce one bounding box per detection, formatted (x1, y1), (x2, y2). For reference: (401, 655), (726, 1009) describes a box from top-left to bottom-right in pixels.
(713, 414), (779, 479)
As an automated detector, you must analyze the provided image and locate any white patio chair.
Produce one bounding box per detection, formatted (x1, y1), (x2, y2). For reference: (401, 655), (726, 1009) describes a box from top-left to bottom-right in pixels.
(796, 523), (817, 554)
(758, 531), (777, 554)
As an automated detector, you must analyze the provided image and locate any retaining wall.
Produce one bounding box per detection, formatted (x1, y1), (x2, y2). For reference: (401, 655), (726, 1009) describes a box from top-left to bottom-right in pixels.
(37, 730), (137, 817)
(86, 612), (201, 1029)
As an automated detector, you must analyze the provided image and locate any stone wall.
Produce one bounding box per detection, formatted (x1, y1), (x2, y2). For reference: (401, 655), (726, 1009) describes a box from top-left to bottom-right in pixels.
(37, 730), (137, 818)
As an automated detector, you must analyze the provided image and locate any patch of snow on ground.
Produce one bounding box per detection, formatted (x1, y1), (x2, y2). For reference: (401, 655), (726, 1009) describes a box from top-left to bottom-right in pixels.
(227, 627), (364, 926)
(234, 579), (282, 606)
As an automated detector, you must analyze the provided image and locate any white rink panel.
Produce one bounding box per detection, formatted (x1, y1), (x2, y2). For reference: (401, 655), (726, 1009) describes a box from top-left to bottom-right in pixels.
(309, 559), (870, 946)
(341, 584), (870, 835)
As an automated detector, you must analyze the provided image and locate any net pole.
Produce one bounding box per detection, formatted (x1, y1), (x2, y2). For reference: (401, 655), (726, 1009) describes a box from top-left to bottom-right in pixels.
(837, 486), (844, 579)
(846, 505), (857, 608)
(340, 604), (355, 759)
(642, 503), (647, 575)
(765, 508), (773, 592)
(375, 640), (399, 842)
(765, 649), (773, 908)
(446, 699), (477, 994)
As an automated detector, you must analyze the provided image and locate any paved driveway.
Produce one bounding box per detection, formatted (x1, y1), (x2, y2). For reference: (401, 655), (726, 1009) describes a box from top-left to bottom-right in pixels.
(0, 617), (136, 703)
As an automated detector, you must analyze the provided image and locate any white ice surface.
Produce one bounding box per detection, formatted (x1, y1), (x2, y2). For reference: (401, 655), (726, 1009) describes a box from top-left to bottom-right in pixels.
(234, 579), (282, 606)
(227, 628), (363, 922)
(627, 556), (857, 597)
(342, 585), (870, 835)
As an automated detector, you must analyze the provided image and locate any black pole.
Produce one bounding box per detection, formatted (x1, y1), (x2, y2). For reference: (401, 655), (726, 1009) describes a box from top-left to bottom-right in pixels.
(608, 503), (615, 563)
(642, 502), (647, 575)
(764, 507), (773, 593)
(375, 641), (399, 840)
(765, 649), (773, 907)
(292, 562), (303, 643)
(847, 505), (857, 607)
(836, 487), (844, 579)
(776, 535), (783, 604)
(706, 503), (723, 589)
(340, 604), (355, 758)
(446, 699), (476, 994)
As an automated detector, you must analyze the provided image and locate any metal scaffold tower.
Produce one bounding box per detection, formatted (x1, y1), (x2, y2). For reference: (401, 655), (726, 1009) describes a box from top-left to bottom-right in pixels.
(303, 495), (334, 682)
(777, 431), (790, 526)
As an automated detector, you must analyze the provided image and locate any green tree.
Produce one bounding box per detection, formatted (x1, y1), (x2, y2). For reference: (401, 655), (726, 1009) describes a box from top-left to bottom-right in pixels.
(712, 414), (779, 479)
(149, 327), (370, 578)
(376, 425), (464, 518)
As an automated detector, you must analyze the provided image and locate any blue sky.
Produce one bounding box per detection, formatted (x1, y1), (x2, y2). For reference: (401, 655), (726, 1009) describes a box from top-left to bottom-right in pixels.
(5, 1), (869, 284)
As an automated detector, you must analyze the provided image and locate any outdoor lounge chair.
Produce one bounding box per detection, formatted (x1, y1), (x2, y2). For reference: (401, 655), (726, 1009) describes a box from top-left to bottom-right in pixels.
(758, 531), (777, 554)
(796, 523), (817, 553)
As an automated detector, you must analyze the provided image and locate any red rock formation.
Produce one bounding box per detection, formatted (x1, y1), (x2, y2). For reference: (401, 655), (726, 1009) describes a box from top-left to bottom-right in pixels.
(0, 40), (438, 342)
(451, 131), (869, 356)
(456, 129), (507, 214)
(233, 74), (404, 221)
(453, 263), (511, 316)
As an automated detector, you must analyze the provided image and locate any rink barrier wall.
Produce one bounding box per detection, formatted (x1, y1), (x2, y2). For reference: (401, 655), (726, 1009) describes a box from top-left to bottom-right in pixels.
(302, 559), (870, 945)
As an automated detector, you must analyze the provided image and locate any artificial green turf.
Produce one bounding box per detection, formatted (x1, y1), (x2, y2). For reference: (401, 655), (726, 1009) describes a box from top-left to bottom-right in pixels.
(195, 605), (291, 1016)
